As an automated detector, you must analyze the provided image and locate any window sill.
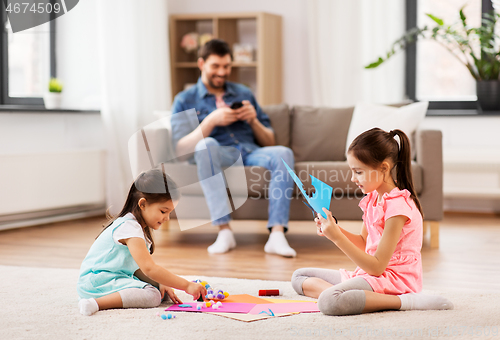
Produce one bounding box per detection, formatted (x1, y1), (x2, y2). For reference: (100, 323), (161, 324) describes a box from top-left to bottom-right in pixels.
(426, 109), (500, 117)
(0, 105), (100, 114)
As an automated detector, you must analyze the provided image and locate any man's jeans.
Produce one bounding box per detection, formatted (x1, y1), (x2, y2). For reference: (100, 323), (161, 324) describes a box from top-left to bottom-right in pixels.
(193, 137), (295, 231)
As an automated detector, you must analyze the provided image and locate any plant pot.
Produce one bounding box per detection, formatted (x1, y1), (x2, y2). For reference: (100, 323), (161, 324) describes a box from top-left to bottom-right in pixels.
(43, 92), (62, 109)
(476, 80), (500, 112)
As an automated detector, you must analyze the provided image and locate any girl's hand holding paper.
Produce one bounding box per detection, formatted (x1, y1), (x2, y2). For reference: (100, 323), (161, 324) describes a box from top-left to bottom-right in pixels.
(316, 208), (342, 240)
(314, 217), (325, 236)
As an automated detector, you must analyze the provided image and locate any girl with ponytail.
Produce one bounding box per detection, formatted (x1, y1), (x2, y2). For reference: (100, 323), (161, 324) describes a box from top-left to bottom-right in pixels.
(77, 168), (206, 316)
(292, 128), (453, 315)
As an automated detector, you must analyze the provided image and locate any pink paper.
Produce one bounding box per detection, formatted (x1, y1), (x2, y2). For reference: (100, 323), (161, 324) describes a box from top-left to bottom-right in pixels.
(166, 302), (256, 314)
(248, 302), (320, 315)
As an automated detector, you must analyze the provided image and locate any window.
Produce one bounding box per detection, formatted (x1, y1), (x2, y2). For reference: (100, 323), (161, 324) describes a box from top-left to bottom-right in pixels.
(406, 0), (494, 109)
(1, 3), (56, 106)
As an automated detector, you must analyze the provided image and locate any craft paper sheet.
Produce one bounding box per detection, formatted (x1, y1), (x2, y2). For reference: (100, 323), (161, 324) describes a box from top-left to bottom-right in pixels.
(281, 158), (332, 219)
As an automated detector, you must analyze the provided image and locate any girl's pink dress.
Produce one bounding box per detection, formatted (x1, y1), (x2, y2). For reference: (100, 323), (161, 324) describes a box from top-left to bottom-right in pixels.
(339, 187), (423, 295)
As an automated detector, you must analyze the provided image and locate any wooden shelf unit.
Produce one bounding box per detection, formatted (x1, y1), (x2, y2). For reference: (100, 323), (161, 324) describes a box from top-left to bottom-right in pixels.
(169, 12), (282, 105)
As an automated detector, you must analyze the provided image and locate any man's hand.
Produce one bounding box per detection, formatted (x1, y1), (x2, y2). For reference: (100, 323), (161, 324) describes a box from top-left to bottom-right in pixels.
(234, 100), (257, 124)
(207, 107), (239, 127)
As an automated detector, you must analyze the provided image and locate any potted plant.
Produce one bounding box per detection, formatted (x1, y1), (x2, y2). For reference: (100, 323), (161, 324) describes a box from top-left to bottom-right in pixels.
(43, 78), (63, 109)
(366, 7), (500, 112)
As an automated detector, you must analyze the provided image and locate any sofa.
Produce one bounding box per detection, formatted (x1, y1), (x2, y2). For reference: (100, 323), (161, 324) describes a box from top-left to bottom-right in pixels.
(132, 104), (443, 248)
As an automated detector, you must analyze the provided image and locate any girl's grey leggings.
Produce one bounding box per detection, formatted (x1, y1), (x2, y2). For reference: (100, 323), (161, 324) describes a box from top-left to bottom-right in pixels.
(291, 268), (373, 316)
(118, 284), (163, 308)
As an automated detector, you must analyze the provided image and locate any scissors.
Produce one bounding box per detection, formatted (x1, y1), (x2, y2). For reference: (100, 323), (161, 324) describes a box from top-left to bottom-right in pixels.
(302, 200), (338, 224)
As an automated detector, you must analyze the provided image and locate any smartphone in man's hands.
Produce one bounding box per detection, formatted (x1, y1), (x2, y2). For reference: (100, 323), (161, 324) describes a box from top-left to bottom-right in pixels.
(230, 101), (243, 110)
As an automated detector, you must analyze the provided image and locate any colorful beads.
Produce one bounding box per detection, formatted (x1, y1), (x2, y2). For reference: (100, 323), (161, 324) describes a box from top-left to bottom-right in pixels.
(193, 279), (229, 301)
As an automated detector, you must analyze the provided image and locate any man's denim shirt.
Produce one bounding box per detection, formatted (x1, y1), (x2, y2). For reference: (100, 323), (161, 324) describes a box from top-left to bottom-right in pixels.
(170, 77), (273, 158)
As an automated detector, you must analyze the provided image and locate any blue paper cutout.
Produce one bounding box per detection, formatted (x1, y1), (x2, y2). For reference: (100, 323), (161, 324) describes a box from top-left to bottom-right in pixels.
(302, 200), (318, 218)
(259, 308), (275, 316)
(178, 304), (192, 308)
(282, 158), (333, 219)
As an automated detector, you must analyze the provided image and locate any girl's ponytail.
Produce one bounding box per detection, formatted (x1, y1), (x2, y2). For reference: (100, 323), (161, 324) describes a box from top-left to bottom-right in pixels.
(348, 127), (423, 217)
(391, 129), (423, 217)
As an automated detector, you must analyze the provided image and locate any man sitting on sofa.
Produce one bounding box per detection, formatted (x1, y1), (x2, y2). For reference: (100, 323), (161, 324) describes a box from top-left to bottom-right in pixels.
(170, 39), (296, 257)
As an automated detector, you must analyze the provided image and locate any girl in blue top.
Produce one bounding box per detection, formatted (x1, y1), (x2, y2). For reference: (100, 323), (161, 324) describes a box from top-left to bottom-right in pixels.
(77, 168), (206, 316)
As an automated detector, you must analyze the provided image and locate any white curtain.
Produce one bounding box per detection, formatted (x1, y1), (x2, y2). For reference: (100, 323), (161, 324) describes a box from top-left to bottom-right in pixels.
(307, 0), (406, 107)
(97, 0), (171, 214)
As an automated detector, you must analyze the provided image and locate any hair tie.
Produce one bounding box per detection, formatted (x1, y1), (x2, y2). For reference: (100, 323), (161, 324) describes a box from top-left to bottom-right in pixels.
(389, 130), (400, 150)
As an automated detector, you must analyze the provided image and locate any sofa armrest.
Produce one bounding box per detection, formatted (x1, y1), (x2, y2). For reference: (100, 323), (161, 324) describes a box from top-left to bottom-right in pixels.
(129, 118), (176, 178)
(415, 129), (443, 221)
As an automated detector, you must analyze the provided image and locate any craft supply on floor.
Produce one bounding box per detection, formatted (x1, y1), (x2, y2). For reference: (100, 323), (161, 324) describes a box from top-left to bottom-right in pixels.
(221, 294), (270, 304)
(259, 289), (282, 296)
(166, 302), (256, 314)
(192, 279), (230, 301)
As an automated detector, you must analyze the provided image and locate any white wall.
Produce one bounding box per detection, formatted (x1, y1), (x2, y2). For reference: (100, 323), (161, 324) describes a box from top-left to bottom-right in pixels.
(167, 0), (312, 106)
(0, 113), (104, 155)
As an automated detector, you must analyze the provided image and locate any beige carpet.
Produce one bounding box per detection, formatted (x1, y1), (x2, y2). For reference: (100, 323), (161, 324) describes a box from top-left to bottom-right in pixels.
(1, 265), (499, 340)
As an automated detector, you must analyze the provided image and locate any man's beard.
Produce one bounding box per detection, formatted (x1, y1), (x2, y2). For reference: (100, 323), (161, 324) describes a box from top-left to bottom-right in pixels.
(208, 75), (226, 89)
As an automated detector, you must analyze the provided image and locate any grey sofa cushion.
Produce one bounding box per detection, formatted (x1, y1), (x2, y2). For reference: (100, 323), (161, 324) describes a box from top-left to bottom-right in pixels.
(262, 103), (290, 147)
(291, 106), (354, 162)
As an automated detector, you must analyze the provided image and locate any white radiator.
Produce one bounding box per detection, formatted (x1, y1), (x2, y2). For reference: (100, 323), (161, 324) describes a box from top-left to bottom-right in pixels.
(0, 149), (106, 229)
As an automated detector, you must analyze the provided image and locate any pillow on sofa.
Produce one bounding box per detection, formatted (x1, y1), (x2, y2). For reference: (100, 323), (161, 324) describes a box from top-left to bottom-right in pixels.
(345, 101), (428, 157)
(291, 106), (354, 162)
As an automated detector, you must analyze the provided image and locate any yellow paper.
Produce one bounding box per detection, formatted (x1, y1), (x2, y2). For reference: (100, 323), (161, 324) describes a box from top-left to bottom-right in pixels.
(222, 294), (270, 304)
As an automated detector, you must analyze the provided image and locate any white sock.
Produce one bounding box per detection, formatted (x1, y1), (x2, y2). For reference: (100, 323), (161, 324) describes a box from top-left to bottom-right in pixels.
(398, 293), (453, 311)
(207, 229), (236, 254)
(78, 298), (99, 316)
(264, 231), (296, 257)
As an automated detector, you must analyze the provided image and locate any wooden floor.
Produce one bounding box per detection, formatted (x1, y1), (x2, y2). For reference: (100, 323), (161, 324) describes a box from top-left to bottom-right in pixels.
(1, 212), (499, 293)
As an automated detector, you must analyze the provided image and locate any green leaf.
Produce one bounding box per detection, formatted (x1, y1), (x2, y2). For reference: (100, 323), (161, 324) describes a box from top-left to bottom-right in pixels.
(365, 57), (384, 69)
(459, 7), (467, 28)
(363, 6), (500, 80)
(426, 13), (444, 26)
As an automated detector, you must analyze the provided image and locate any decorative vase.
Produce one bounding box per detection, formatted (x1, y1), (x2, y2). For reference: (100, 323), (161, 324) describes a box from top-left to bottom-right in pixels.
(43, 92), (62, 109)
(476, 80), (500, 113)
